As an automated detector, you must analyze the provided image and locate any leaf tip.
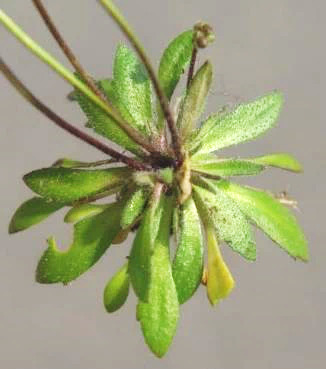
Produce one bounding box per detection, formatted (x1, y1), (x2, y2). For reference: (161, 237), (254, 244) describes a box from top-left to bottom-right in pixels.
(8, 218), (18, 234)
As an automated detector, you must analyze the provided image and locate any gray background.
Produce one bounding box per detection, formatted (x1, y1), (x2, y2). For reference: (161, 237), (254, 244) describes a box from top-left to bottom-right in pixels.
(0, 1), (325, 368)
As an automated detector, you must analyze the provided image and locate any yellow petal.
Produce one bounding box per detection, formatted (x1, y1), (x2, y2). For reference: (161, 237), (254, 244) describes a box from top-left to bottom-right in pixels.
(206, 226), (235, 305)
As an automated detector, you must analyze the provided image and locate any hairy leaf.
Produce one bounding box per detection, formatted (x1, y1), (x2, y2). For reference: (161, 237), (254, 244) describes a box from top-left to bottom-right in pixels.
(24, 167), (130, 203)
(178, 61), (213, 139)
(216, 180), (309, 261)
(113, 44), (153, 134)
(64, 204), (109, 223)
(206, 225), (235, 305)
(98, 78), (135, 124)
(188, 91), (283, 155)
(103, 263), (130, 313)
(248, 153), (303, 172)
(158, 30), (193, 100)
(120, 187), (148, 229)
(36, 202), (123, 284)
(137, 195), (179, 358)
(191, 155), (264, 177)
(9, 197), (64, 234)
(74, 81), (142, 155)
(172, 197), (204, 304)
(129, 192), (164, 300)
(193, 184), (256, 261)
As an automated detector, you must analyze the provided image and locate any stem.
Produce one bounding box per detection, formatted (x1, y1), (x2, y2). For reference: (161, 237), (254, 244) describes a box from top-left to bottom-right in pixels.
(32, 0), (106, 101)
(0, 57), (149, 171)
(186, 46), (198, 90)
(99, 0), (183, 164)
(0, 9), (158, 154)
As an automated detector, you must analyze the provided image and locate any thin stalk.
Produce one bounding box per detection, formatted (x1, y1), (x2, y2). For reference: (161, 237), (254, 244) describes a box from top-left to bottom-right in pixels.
(99, 0), (183, 164)
(0, 57), (149, 171)
(0, 9), (158, 155)
(32, 0), (106, 101)
(186, 46), (198, 90)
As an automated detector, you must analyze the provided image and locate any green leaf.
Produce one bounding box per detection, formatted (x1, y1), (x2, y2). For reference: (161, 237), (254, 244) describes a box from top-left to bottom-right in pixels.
(178, 61), (213, 139)
(193, 184), (256, 261)
(188, 91), (283, 155)
(36, 201), (123, 284)
(158, 30), (194, 100)
(172, 197), (204, 304)
(216, 180), (309, 261)
(128, 191), (164, 300)
(248, 153), (303, 172)
(103, 263), (130, 313)
(64, 204), (109, 223)
(191, 154), (264, 177)
(98, 78), (134, 124)
(74, 81), (142, 155)
(120, 187), (148, 229)
(9, 197), (64, 234)
(137, 195), (179, 358)
(205, 225), (235, 306)
(113, 44), (153, 135)
(24, 167), (130, 203)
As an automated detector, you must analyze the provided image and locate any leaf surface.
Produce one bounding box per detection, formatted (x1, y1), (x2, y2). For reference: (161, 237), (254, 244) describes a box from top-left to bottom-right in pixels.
(137, 195), (179, 358)
(249, 153), (303, 172)
(206, 225), (235, 305)
(216, 180), (309, 261)
(74, 81), (142, 155)
(178, 61), (213, 139)
(188, 91), (283, 154)
(128, 192), (164, 300)
(9, 197), (64, 234)
(191, 155), (264, 177)
(24, 167), (129, 203)
(103, 263), (130, 313)
(158, 30), (193, 100)
(120, 187), (148, 229)
(193, 184), (256, 261)
(172, 197), (204, 304)
(36, 202), (123, 284)
(64, 204), (109, 223)
(113, 44), (153, 134)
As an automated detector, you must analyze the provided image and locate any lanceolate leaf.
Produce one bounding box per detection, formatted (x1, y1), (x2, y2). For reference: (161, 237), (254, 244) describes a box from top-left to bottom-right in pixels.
(191, 156), (264, 177)
(178, 61), (213, 139)
(172, 197), (204, 304)
(137, 195), (179, 358)
(205, 225), (235, 306)
(215, 180), (309, 261)
(64, 204), (109, 223)
(128, 192), (164, 301)
(158, 30), (193, 100)
(248, 153), (303, 173)
(74, 82), (142, 155)
(120, 187), (149, 229)
(36, 201), (123, 284)
(24, 167), (130, 203)
(188, 91), (283, 155)
(103, 263), (130, 313)
(113, 44), (153, 135)
(9, 197), (64, 234)
(193, 184), (256, 261)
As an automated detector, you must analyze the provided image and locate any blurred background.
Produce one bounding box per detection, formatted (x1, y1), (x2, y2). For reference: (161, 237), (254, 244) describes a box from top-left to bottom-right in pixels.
(0, 1), (325, 368)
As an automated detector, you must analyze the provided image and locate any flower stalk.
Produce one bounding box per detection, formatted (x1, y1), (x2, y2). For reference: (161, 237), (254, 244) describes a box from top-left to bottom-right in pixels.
(0, 57), (149, 171)
(0, 9), (161, 157)
(99, 0), (183, 164)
